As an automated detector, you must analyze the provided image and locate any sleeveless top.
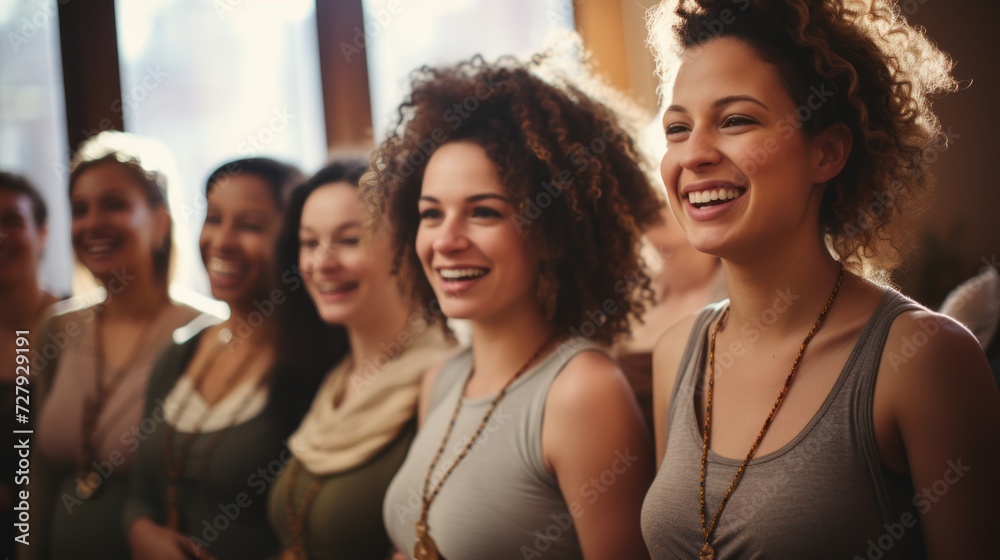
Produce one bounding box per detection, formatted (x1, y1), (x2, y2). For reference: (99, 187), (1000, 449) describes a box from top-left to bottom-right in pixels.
(383, 338), (604, 560)
(641, 288), (927, 559)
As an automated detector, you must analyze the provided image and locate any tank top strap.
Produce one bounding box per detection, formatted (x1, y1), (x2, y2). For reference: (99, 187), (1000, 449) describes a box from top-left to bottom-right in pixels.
(668, 300), (730, 432)
(427, 348), (473, 413)
(846, 287), (926, 526)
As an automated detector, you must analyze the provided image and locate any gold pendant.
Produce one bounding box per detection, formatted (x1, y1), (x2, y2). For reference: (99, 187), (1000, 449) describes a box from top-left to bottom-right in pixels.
(76, 476), (95, 500)
(414, 519), (439, 560)
(76, 472), (102, 499)
(700, 542), (715, 560)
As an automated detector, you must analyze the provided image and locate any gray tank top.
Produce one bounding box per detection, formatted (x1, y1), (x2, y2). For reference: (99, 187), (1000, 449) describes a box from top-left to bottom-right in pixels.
(641, 288), (927, 559)
(383, 338), (603, 560)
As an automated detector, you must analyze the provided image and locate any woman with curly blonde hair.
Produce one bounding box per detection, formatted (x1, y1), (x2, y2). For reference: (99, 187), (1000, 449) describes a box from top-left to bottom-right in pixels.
(370, 53), (662, 559)
(642, 1), (999, 558)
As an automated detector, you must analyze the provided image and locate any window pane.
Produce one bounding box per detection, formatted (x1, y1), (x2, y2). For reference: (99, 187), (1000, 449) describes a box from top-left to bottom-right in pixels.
(115, 0), (326, 294)
(0, 0), (72, 295)
(362, 0), (575, 139)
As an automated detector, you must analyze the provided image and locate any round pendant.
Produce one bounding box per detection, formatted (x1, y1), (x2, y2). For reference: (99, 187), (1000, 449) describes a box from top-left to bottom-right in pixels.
(76, 478), (94, 500)
(700, 542), (715, 560)
(414, 533), (439, 560)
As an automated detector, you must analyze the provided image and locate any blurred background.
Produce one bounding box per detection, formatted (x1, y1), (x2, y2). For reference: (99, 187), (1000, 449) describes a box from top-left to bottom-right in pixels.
(0, 0), (997, 306)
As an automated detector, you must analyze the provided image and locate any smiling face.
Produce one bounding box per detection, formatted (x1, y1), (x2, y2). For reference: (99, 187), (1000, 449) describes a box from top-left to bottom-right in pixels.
(299, 182), (401, 327)
(660, 36), (828, 260)
(416, 141), (542, 324)
(70, 161), (166, 284)
(200, 174), (282, 310)
(0, 190), (46, 288)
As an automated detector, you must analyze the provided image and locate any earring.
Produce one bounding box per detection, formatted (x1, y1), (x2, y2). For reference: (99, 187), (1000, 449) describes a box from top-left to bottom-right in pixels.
(536, 264), (559, 322)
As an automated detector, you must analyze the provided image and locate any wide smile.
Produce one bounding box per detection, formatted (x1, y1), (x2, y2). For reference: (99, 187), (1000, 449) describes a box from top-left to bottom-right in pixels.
(436, 267), (490, 296)
(206, 257), (249, 288)
(681, 181), (748, 221)
(78, 237), (123, 261)
(311, 279), (359, 302)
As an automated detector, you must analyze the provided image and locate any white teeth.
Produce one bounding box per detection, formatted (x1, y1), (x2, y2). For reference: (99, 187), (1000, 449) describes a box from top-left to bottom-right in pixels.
(440, 268), (487, 280)
(687, 188), (743, 205)
(317, 282), (354, 293)
(85, 239), (116, 254)
(208, 258), (242, 275)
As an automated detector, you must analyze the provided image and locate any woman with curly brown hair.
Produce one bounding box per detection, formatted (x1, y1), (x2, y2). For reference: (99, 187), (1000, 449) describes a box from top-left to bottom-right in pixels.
(371, 53), (662, 559)
(642, 1), (999, 558)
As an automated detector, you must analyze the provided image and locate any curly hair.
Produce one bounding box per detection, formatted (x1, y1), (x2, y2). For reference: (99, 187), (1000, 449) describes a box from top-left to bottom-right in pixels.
(647, 0), (957, 274)
(364, 53), (663, 346)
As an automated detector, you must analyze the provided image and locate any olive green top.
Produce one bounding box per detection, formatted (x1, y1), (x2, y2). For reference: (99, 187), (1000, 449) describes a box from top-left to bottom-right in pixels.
(267, 423), (416, 560)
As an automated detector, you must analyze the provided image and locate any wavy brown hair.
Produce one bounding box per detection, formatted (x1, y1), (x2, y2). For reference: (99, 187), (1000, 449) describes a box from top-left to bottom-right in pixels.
(364, 53), (663, 345)
(647, 0), (957, 275)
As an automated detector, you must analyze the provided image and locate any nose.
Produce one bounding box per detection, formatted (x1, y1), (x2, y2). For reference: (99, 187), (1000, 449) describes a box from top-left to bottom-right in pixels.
(431, 217), (470, 254)
(211, 222), (241, 253)
(310, 241), (343, 272)
(73, 206), (102, 233)
(678, 126), (723, 171)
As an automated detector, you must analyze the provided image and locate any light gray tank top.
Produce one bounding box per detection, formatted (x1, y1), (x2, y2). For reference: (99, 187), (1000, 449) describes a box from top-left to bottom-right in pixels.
(383, 338), (603, 560)
(642, 288), (927, 559)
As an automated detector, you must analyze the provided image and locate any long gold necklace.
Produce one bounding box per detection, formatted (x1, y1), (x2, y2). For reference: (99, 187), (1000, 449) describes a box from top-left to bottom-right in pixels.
(698, 266), (844, 560)
(162, 330), (266, 530)
(414, 333), (560, 560)
(76, 304), (161, 500)
(279, 460), (324, 560)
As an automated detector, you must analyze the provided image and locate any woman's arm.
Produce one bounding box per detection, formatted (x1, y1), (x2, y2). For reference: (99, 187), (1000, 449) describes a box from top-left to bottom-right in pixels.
(543, 351), (655, 560)
(877, 310), (1000, 559)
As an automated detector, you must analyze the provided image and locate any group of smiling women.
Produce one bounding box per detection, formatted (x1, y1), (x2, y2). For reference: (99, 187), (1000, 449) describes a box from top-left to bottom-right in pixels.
(16, 1), (999, 559)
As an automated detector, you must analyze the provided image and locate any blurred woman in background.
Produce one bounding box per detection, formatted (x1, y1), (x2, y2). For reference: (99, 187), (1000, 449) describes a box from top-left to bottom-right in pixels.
(1, 171), (60, 560)
(124, 157), (317, 560)
(266, 159), (454, 560)
(32, 132), (200, 560)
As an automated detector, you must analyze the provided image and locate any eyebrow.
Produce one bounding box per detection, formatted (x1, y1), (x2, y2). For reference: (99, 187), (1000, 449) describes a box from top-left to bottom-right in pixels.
(666, 95), (770, 114)
(419, 193), (512, 204)
(300, 221), (362, 233)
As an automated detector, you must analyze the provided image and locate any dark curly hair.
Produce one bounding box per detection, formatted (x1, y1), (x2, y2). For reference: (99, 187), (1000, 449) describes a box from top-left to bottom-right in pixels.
(647, 0), (957, 275)
(364, 53), (663, 345)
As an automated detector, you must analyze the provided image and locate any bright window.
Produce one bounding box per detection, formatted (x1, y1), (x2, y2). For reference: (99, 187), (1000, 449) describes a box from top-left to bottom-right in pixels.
(362, 0), (576, 139)
(115, 0), (326, 294)
(0, 0), (72, 295)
